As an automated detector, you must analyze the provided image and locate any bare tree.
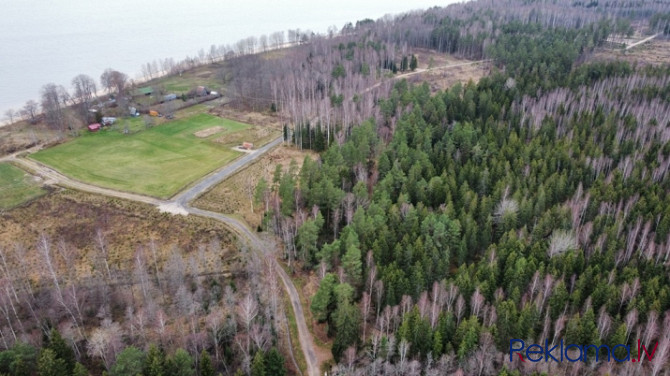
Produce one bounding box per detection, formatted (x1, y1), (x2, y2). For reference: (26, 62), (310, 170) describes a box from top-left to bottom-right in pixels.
(87, 319), (124, 370)
(22, 100), (39, 124)
(3, 109), (15, 125)
(237, 293), (258, 356)
(40, 83), (68, 131)
(100, 69), (128, 95)
(206, 306), (225, 364)
(244, 174), (256, 212)
(259, 34), (269, 52)
(71, 74), (97, 123)
(270, 31), (285, 49)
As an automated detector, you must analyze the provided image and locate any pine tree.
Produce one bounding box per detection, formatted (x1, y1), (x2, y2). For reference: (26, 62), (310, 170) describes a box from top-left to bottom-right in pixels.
(199, 351), (215, 376)
(143, 344), (166, 376)
(255, 178), (268, 212)
(73, 363), (88, 376)
(110, 347), (145, 376)
(342, 243), (363, 289)
(46, 329), (75, 374)
(250, 352), (265, 376)
(297, 218), (320, 265)
(332, 300), (361, 361)
(166, 349), (194, 376)
(311, 273), (337, 322)
(264, 348), (286, 376)
(37, 349), (68, 376)
(433, 329), (444, 356)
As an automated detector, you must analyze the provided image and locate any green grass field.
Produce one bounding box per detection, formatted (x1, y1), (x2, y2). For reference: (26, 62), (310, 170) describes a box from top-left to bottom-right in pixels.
(0, 163), (46, 209)
(31, 114), (250, 198)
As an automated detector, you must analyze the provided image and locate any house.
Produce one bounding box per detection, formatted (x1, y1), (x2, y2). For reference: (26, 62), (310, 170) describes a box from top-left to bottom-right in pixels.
(196, 86), (208, 96)
(164, 93), (177, 102)
(101, 117), (116, 126)
(88, 123), (101, 132)
(242, 142), (254, 150)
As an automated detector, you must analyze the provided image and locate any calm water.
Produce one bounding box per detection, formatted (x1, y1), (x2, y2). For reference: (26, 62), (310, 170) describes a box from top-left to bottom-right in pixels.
(0, 0), (454, 119)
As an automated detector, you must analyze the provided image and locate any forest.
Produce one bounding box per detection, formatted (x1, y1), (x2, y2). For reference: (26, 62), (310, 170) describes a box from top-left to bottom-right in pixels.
(4, 0), (670, 375)
(251, 0), (670, 375)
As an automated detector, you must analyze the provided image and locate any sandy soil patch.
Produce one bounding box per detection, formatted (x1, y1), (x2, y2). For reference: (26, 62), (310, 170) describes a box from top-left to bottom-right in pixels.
(158, 202), (189, 215)
(194, 126), (224, 138)
(212, 107), (282, 130)
(232, 146), (255, 153)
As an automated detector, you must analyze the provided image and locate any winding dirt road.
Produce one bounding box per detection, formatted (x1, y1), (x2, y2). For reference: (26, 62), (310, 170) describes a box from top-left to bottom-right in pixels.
(625, 33), (659, 50)
(0, 55), (503, 376)
(4, 137), (321, 376)
(362, 59), (490, 94)
(188, 208), (320, 376)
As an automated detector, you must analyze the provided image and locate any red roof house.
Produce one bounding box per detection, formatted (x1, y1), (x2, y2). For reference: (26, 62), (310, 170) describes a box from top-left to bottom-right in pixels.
(88, 123), (101, 132)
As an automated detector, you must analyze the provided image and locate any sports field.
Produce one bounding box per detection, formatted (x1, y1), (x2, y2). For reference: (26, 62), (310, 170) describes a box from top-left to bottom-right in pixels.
(0, 163), (46, 209)
(31, 114), (250, 198)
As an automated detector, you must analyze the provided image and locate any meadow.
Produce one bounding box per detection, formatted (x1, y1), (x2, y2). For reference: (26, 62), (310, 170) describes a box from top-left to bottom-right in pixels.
(0, 162), (46, 209)
(32, 114), (250, 198)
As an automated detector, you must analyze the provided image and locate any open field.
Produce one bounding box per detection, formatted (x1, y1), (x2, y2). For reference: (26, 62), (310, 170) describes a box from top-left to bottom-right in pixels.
(408, 49), (491, 92)
(31, 114), (250, 198)
(137, 64), (225, 97)
(208, 107), (284, 148)
(0, 162), (47, 209)
(193, 145), (316, 228)
(0, 190), (240, 282)
(593, 39), (670, 66)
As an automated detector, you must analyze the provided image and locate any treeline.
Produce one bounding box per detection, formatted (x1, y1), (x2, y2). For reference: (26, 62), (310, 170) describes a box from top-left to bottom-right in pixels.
(0, 330), (285, 376)
(255, 13), (670, 376)
(227, 0), (656, 152)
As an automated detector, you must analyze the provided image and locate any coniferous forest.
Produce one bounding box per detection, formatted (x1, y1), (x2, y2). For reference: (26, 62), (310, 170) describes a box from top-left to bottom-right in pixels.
(251, 1), (670, 375)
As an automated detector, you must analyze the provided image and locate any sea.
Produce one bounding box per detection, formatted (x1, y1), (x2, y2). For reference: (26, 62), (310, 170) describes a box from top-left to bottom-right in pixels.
(0, 0), (453, 121)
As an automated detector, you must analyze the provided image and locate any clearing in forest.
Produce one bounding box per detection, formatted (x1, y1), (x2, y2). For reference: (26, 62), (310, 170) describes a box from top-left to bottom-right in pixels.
(31, 114), (251, 198)
(193, 145), (316, 228)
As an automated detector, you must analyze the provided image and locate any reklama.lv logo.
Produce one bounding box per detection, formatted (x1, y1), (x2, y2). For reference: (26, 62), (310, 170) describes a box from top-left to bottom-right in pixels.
(510, 339), (658, 363)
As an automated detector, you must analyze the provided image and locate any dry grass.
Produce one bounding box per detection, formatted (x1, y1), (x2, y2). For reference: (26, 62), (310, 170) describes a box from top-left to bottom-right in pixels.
(0, 190), (240, 283)
(406, 49), (491, 92)
(210, 106), (283, 147)
(0, 121), (63, 156)
(213, 126), (280, 147)
(212, 107), (283, 130)
(592, 39), (670, 66)
(193, 145), (316, 228)
(194, 126), (224, 138)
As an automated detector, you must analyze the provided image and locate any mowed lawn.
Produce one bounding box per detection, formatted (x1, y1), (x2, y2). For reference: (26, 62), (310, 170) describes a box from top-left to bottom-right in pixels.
(0, 163), (46, 209)
(31, 114), (250, 198)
